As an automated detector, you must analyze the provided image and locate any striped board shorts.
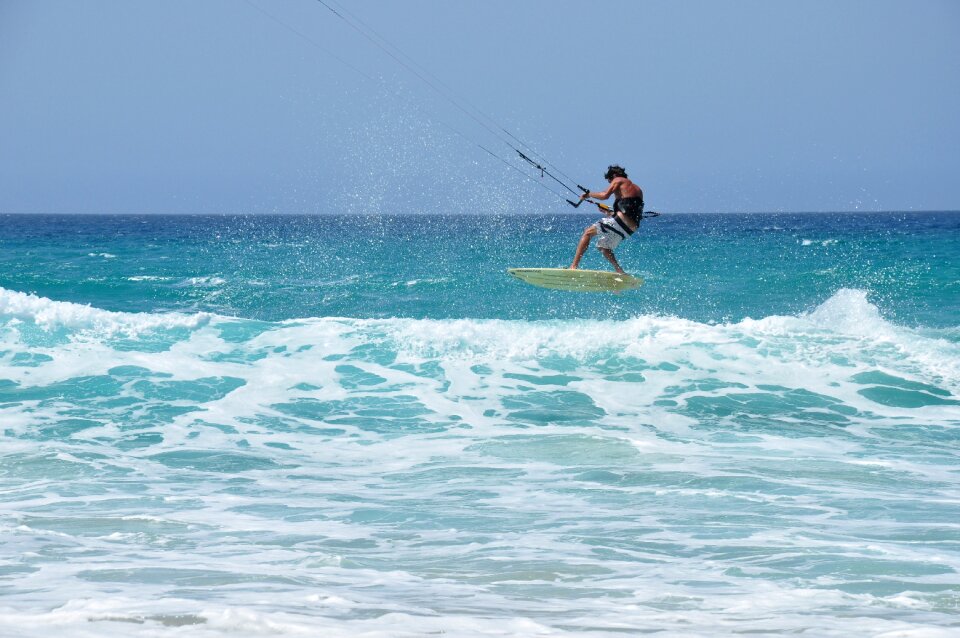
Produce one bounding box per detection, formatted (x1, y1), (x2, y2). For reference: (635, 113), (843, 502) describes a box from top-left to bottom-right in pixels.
(593, 216), (634, 250)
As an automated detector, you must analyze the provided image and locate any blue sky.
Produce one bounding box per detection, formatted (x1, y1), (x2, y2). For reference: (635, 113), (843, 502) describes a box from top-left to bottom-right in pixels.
(1, 0), (958, 214)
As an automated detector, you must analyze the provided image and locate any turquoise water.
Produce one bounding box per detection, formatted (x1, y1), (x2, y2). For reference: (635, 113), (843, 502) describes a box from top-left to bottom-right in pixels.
(1, 212), (959, 636)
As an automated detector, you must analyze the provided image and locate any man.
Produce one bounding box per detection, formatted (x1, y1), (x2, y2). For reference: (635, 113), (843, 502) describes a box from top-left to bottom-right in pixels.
(569, 165), (644, 274)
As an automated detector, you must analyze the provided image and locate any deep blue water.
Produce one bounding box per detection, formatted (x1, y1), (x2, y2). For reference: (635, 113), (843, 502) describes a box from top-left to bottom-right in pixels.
(2, 212), (957, 325)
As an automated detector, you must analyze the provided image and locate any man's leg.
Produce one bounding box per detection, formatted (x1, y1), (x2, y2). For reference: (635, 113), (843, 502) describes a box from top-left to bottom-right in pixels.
(569, 225), (597, 269)
(599, 247), (626, 274)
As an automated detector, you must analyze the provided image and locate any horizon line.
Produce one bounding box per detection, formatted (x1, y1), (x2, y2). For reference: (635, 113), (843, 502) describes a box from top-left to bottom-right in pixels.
(2, 210), (959, 216)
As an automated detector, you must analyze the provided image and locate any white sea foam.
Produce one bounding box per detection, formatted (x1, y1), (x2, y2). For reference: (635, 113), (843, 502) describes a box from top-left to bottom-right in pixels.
(184, 276), (227, 287)
(1, 287), (958, 637)
(0, 286), (210, 334)
(1, 286), (956, 392)
(390, 277), (451, 287)
(743, 288), (960, 388)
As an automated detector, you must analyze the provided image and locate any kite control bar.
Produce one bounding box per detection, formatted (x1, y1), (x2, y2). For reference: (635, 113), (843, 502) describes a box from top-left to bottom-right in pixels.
(566, 185), (613, 213)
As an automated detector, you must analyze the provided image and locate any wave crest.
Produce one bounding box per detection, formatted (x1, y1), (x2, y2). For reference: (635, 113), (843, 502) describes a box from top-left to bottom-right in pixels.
(0, 287), (210, 334)
(1, 286), (955, 389)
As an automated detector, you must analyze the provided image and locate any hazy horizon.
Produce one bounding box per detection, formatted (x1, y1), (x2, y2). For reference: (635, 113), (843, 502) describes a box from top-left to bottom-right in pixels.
(2, 0), (958, 215)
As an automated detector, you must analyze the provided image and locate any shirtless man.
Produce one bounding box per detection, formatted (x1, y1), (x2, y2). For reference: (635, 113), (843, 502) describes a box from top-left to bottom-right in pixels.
(569, 165), (645, 274)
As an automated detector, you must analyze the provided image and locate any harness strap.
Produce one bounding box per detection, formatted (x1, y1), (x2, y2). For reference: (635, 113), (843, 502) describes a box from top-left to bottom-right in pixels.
(612, 215), (635, 236)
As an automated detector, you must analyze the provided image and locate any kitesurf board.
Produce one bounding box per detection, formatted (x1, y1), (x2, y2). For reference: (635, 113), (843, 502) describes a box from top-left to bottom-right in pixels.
(508, 268), (643, 292)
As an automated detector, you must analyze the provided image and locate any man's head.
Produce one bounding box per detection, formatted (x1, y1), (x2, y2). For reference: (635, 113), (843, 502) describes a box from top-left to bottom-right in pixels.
(604, 165), (627, 181)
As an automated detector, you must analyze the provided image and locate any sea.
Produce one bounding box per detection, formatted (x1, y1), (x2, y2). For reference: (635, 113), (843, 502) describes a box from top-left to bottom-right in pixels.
(1, 211), (958, 637)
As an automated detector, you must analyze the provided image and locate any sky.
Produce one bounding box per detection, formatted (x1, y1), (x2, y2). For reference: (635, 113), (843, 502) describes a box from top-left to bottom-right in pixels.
(1, 0), (958, 214)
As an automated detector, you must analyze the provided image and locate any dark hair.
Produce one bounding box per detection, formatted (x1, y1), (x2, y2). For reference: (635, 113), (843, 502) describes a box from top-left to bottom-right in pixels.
(604, 165), (627, 180)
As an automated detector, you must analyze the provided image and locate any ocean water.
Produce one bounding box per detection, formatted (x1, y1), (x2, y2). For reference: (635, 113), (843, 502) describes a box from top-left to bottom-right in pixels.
(1, 212), (958, 637)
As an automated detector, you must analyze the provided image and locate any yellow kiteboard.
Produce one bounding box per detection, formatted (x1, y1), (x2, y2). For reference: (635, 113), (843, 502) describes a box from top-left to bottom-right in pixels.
(507, 268), (643, 292)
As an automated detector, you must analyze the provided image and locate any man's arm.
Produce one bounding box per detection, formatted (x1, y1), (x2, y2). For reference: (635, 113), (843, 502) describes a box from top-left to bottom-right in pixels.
(580, 177), (622, 201)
